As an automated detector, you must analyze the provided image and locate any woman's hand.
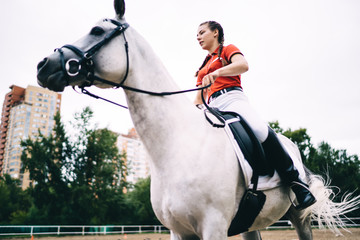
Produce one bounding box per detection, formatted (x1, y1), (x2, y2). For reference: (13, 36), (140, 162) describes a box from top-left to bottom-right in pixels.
(194, 86), (207, 105)
(202, 70), (220, 89)
(201, 54), (249, 90)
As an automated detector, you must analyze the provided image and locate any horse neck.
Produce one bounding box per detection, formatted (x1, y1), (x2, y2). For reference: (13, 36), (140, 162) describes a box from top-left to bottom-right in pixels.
(123, 28), (201, 162)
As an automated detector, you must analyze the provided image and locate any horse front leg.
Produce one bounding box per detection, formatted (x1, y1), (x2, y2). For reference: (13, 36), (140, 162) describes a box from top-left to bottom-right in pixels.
(241, 230), (262, 240)
(199, 210), (229, 240)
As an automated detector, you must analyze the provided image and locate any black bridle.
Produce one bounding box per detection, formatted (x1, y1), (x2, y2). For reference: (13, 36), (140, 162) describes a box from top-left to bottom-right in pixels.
(57, 19), (129, 87)
(56, 18), (211, 109)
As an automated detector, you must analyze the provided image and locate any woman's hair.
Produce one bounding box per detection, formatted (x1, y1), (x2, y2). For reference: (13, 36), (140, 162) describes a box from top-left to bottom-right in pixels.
(195, 21), (225, 77)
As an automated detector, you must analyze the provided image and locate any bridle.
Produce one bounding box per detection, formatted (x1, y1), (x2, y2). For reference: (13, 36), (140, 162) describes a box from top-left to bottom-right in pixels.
(57, 19), (129, 89)
(56, 18), (211, 109)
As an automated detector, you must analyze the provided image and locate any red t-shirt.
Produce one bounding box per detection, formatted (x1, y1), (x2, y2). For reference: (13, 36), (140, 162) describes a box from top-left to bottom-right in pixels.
(196, 44), (243, 99)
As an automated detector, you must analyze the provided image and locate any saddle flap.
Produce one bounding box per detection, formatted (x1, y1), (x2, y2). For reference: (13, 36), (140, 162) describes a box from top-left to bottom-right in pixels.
(220, 111), (274, 177)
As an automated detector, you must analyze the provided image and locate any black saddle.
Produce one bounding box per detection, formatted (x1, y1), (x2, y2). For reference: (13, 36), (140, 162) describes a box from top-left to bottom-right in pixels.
(205, 109), (275, 180)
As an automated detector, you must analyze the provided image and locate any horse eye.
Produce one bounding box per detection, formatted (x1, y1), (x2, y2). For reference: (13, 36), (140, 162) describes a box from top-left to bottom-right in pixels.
(90, 26), (105, 36)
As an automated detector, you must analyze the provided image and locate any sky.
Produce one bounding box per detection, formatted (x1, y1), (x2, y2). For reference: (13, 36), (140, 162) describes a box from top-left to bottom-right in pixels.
(1, 0), (360, 156)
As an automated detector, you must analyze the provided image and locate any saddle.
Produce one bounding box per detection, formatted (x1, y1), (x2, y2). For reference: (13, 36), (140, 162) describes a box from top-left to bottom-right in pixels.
(205, 109), (275, 180)
(204, 108), (274, 236)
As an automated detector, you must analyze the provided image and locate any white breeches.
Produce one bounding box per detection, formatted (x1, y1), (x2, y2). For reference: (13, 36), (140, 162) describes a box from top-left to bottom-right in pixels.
(209, 90), (269, 143)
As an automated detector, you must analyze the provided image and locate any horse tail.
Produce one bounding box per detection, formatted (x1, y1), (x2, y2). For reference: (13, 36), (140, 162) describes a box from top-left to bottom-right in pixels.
(302, 168), (360, 235)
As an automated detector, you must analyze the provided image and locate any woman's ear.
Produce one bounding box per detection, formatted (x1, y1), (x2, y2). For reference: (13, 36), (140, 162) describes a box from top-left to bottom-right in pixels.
(214, 29), (219, 38)
(114, 0), (126, 19)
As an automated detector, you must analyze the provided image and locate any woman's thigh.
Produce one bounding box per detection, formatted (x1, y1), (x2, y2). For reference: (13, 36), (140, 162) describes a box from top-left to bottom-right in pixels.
(210, 91), (268, 142)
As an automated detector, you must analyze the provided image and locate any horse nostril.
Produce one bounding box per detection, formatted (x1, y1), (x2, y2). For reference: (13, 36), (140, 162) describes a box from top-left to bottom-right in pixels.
(37, 58), (48, 71)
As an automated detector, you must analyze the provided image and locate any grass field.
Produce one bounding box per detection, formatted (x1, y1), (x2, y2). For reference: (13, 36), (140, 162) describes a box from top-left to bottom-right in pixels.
(6, 228), (360, 240)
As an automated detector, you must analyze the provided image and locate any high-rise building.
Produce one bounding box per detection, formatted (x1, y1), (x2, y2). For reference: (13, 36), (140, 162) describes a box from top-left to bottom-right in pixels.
(0, 85), (61, 188)
(117, 128), (151, 185)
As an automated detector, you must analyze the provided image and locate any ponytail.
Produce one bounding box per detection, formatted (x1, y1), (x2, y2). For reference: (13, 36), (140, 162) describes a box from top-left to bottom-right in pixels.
(218, 44), (227, 67)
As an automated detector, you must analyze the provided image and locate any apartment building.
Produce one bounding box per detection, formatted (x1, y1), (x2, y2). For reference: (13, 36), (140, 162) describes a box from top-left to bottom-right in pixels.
(0, 85), (61, 188)
(117, 128), (151, 185)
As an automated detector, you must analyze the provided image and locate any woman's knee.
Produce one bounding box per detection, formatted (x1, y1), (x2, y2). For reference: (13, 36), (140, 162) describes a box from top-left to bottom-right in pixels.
(251, 123), (269, 143)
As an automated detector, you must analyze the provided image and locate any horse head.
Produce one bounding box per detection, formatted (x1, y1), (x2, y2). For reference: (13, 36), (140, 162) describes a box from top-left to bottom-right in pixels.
(37, 0), (129, 92)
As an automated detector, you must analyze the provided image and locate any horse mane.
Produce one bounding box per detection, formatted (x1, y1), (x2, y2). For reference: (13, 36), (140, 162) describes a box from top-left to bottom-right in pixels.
(114, 0), (125, 19)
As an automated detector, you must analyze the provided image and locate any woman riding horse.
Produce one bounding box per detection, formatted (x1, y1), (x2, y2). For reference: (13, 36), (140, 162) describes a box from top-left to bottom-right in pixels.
(36, 0), (360, 239)
(194, 20), (316, 210)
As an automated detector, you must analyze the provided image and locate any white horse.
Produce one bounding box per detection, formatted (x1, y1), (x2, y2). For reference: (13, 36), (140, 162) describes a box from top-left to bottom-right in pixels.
(36, 1), (359, 239)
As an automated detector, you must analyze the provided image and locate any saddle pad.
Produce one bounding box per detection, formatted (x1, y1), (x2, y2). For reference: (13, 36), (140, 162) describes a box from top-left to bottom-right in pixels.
(224, 124), (306, 190)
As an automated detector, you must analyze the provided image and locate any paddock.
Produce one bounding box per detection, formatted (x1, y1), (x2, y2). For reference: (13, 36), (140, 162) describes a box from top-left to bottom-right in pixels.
(5, 229), (360, 240)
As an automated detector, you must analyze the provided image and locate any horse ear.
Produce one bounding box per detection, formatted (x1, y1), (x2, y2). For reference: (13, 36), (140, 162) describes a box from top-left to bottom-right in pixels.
(114, 0), (125, 19)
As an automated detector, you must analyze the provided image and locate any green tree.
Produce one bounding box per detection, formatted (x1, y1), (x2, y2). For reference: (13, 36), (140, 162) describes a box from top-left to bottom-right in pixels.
(125, 177), (160, 225)
(83, 128), (128, 224)
(70, 107), (95, 186)
(66, 107), (128, 224)
(20, 107), (129, 224)
(311, 142), (360, 192)
(21, 111), (72, 224)
(0, 174), (31, 224)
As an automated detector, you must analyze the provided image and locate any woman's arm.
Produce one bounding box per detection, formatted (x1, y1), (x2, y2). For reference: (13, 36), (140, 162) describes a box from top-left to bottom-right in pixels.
(201, 54), (249, 87)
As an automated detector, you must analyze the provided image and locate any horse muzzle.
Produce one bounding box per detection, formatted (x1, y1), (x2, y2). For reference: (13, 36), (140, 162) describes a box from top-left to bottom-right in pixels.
(37, 57), (69, 92)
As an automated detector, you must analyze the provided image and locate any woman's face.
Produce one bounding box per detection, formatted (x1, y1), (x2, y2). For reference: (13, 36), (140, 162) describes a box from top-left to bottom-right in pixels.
(197, 23), (218, 51)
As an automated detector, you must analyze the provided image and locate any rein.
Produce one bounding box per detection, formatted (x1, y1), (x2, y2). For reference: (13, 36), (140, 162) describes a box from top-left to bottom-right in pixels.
(57, 18), (211, 109)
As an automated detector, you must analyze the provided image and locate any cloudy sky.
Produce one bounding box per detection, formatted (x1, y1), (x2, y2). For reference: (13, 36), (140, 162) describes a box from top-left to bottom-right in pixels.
(1, 0), (359, 155)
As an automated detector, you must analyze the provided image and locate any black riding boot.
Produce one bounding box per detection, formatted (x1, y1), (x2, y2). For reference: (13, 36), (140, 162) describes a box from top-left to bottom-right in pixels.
(262, 127), (316, 210)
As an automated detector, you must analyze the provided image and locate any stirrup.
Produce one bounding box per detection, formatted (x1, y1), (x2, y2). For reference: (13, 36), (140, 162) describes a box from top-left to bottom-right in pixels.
(290, 180), (311, 190)
(288, 181), (316, 211)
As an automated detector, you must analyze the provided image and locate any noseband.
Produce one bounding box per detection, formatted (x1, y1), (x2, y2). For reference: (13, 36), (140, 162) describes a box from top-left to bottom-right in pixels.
(57, 19), (130, 89)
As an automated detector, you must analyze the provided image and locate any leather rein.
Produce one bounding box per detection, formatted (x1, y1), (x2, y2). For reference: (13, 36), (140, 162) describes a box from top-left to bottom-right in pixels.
(56, 18), (210, 109)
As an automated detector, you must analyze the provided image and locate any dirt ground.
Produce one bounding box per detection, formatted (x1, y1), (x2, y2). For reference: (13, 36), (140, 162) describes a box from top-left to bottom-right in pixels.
(5, 228), (360, 240)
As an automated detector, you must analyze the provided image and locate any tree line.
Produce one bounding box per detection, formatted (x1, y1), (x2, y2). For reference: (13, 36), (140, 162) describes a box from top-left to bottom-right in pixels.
(0, 107), (158, 225)
(0, 108), (359, 224)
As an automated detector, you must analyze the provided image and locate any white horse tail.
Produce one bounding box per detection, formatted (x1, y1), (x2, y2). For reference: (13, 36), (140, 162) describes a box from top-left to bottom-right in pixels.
(301, 168), (360, 235)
